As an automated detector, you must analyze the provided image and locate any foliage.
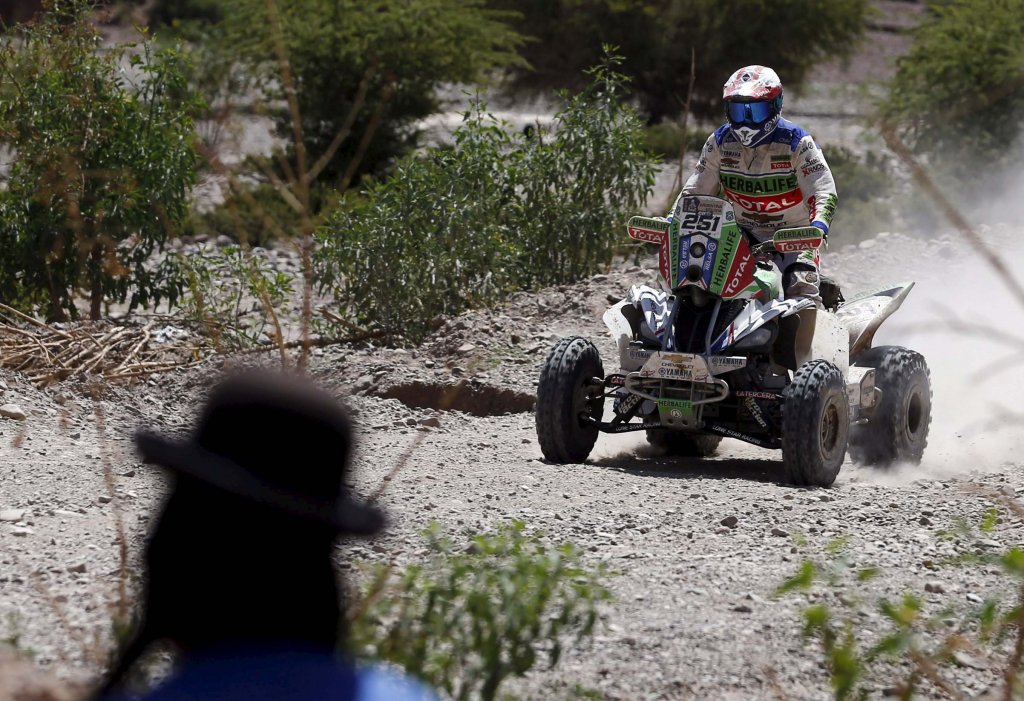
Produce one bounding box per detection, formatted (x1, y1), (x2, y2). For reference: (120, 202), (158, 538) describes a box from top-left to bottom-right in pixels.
(149, 0), (222, 26)
(882, 0), (1024, 168)
(348, 521), (611, 701)
(642, 121), (706, 162)
(487, 0), (868, 124)
(186, 184), (309, 248)
(169, 245), (294, 349)
(0, 0), (200, 321)
(202, 0), (525, 189)
(315, 55), (655, 344)
(821, 144), (895, 242)
(776, 500), (1024, 700)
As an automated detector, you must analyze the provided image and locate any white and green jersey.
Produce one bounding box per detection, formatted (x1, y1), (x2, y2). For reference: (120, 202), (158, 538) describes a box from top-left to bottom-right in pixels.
(678, 119), (838, 243)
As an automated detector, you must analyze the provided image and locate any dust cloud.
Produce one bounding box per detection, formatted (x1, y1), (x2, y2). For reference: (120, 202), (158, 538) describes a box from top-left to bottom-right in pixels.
(860, 177), (1024, 481)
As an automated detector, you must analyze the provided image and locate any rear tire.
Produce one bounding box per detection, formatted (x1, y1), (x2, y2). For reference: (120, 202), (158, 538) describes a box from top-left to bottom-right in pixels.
(646, 430), (722, 457)
(536, 337), (605, 463)
(849, 346), (931, 468)
(781, 360), (849, 487)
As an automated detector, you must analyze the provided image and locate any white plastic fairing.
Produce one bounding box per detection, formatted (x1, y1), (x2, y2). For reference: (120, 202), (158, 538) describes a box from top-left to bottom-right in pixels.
(834, 282), (915, 359)
(807, 309), (849, 375)
(711, 296), (814, 352)
(603, 285), (670, 371)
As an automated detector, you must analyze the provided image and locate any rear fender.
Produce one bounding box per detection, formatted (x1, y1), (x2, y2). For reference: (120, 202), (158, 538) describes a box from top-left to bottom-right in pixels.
(793, 308), (850, 375)
(834, 282), (915, 362)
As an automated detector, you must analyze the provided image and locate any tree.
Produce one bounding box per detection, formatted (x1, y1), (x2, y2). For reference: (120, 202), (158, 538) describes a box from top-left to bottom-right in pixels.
(211, 0), (526, 190)
(486, 0), (868, 124)
(0, 0), (200, 321)
(882, 0), (1024, 168)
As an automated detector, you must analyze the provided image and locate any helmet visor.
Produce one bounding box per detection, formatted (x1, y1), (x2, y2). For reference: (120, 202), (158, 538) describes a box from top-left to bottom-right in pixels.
(726, 100), (774, 126)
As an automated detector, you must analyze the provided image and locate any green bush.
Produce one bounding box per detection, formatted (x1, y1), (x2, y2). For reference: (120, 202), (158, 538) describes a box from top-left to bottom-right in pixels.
(169, 245), (294, 349)
(315, 55), (655, 343)
(642, 121), (706, 162)
(777, 504), (1024, 700)
(882, 0), (1024, 170)
(186, 183), (309, 248)
(0, 0), (200, 321)
(348, 521), (611, 701)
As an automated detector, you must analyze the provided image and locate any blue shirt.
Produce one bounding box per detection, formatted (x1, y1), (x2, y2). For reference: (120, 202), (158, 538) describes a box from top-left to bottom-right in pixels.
(101, 645), (439, 701)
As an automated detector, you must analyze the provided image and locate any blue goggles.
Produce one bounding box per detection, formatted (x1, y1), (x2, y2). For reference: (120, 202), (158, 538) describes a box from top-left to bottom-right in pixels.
(726, 100), (774, 126)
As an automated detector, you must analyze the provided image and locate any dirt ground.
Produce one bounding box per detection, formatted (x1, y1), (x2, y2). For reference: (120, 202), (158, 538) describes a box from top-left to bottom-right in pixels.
(3, 211), (1024, 700)
(9, 2), (1024, 698)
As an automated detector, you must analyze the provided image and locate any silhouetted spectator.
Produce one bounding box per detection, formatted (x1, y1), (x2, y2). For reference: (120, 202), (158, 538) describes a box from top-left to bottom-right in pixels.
(95, 370), (438, 701)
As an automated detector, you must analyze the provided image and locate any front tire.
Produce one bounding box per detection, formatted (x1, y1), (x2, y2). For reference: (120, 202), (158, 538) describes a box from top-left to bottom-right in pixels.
(781, 360), (849, 487)
(536, 337), (605, 463)
(646, 430), (722, 457)
(849, 346), (931, 468)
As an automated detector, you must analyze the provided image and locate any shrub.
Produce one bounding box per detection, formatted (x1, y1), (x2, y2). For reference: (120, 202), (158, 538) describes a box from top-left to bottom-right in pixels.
(347, 521), (611, 701)
(186, 183), (309, 248)
(315, 54), (655, 343)
(882, 0), (1024, 170)
(0, 0), (200, 321)
(777, 501), (1024, 700)
(169, 245), (294, 349)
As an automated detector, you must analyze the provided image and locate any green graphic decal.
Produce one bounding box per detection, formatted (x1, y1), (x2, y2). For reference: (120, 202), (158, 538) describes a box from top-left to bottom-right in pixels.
(669, 218), (680, 287)
(754, 268), (782, 299)
(719, 173), (799, 196)
(709, 223), (741, 295)
(774, 227), (819, 241)
(819, 194), (838, 226)
(658, 398), (695, 420)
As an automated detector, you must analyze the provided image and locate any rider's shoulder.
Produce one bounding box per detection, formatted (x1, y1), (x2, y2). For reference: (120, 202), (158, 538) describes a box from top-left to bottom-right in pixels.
(712, 123), (733, 146)
(768, 118), (814, 151)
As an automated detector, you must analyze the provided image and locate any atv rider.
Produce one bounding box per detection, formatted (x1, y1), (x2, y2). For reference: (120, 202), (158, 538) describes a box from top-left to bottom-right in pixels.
(672, 65), (837, 301)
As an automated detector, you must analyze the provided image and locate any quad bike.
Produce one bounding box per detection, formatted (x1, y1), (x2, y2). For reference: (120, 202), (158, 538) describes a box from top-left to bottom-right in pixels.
(535, 194), (931, 487)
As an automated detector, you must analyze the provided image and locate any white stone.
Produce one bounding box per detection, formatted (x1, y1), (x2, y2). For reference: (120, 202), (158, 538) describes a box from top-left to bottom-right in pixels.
(0, 404), (26, 421)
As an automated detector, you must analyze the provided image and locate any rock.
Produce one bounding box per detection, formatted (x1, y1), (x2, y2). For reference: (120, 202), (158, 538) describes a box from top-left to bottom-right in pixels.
(952, 650), (987, 670)
(732, 604), (753, 614)
(11, 527), (31, 537)
(771, 527), (789, 537)
(353, 375), (373, 393)
(0, 509), (25, 522)
(966, 593), (983, 604)
(919, 516), (932, 526)
(67, 563), (87, 574)
(418, 416), (442, 428)
(721, 515), (739, 529)
(859, 239), (876, 250)
(98, 495), (113, 504)
(924, 581), (945, 594)
(0, 404), (26, 421)
(456, 343), (477, 354)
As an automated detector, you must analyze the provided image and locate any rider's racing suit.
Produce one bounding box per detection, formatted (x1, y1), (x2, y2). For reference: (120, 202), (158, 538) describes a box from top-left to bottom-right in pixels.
(673, 118), (838, 300)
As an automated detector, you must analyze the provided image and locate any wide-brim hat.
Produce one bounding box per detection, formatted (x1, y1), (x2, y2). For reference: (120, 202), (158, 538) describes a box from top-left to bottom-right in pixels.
(134, 370), (385, 535)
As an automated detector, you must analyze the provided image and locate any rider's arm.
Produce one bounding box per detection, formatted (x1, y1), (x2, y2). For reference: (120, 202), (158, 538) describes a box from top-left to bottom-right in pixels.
(792, 135), (838, 238)
(669, 133), (723, 219)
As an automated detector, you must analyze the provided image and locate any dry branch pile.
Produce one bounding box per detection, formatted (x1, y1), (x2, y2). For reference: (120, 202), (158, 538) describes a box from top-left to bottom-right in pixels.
(0, 303), (202, 386)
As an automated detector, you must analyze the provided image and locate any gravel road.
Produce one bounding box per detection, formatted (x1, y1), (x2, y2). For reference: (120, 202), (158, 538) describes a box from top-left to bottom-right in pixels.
(3, 209), (1024, 700)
